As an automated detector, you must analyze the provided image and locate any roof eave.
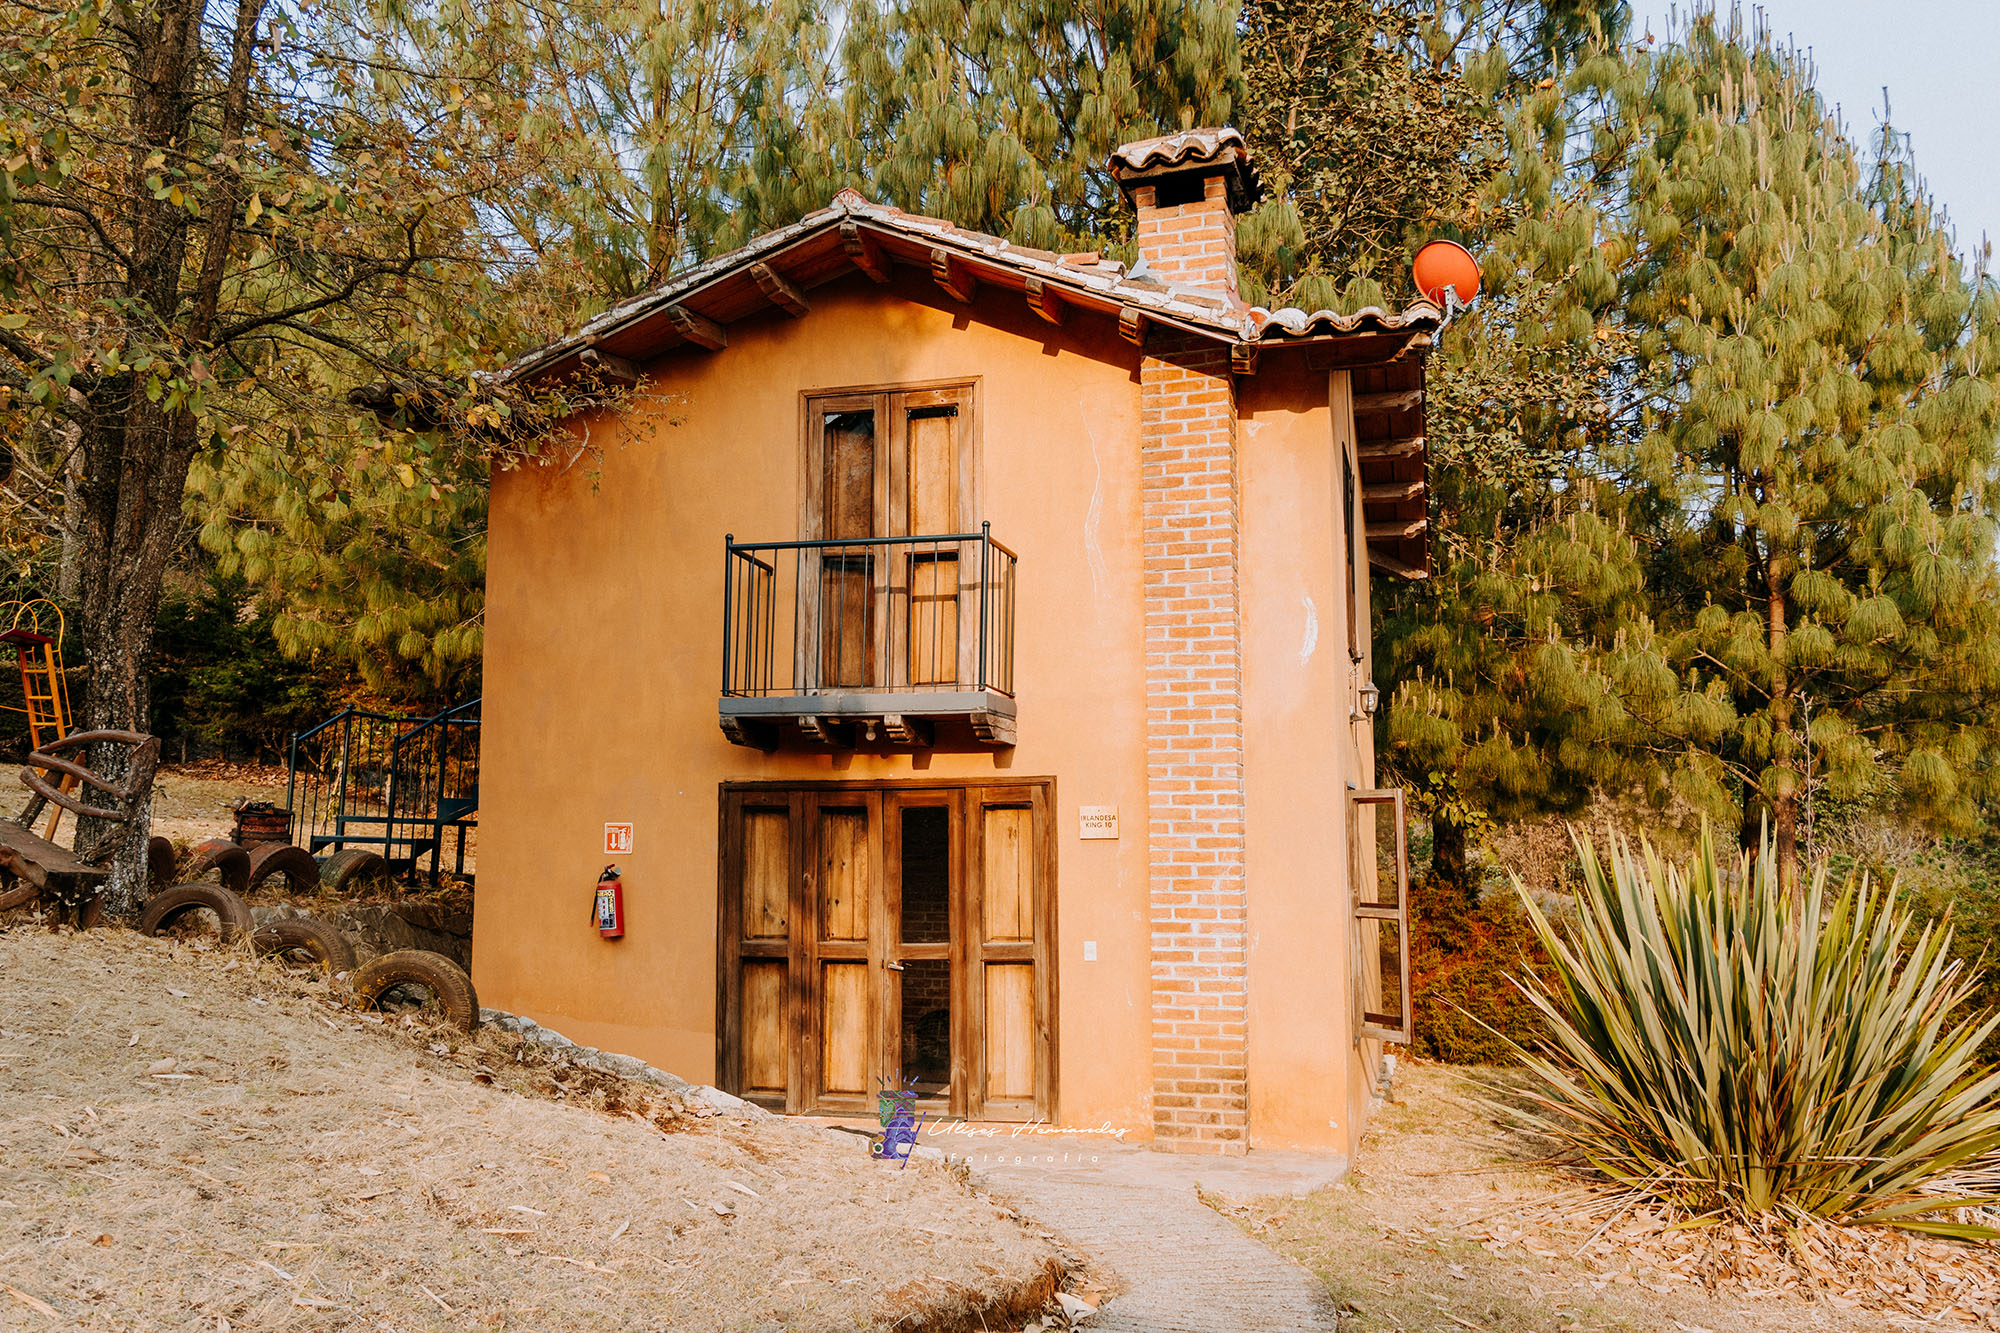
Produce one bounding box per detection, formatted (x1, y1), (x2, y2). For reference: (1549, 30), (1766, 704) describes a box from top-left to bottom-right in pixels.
(502, 204), (1442, 388)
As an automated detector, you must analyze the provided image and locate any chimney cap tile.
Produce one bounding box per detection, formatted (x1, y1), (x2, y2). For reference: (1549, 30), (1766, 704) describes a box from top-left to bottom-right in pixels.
(1110, 127), (1261, 212)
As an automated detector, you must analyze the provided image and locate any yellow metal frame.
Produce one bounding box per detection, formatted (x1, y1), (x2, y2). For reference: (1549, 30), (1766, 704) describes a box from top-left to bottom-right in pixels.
(1, 599), (76, 839)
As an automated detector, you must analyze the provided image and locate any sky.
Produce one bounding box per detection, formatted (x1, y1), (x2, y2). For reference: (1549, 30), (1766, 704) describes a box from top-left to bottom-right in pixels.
(1631, 3), (2000, 251)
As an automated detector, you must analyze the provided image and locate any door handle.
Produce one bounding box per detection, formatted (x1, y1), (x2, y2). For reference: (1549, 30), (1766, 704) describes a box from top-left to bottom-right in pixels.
(884, 961), (905, 971)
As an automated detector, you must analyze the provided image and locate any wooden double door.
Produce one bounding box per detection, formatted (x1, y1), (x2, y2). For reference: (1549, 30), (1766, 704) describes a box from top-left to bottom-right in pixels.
(807, 384), (976, 691)
(718, 781), (1054, 1121)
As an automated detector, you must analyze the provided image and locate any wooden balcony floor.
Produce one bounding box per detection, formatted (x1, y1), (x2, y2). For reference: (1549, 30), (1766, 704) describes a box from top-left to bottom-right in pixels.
(718, 690), (1016, 750)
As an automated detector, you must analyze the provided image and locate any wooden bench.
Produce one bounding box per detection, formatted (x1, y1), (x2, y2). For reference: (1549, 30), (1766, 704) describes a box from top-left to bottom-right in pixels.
(0, 730), (160, 928)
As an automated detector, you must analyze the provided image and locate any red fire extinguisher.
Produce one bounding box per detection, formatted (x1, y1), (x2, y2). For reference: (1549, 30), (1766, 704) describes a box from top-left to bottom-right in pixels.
(593, 865), (625, 938)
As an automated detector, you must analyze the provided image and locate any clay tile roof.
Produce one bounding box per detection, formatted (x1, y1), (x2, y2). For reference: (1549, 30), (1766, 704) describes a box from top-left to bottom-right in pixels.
(1250, 304), (1441, 338)
(501, 186), (1439, 386)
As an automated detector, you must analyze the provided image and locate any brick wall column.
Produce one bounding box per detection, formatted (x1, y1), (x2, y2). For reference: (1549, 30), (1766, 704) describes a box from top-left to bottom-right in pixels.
(1132, 176), (1240, 301)
(1142, 330), (1248, 1153)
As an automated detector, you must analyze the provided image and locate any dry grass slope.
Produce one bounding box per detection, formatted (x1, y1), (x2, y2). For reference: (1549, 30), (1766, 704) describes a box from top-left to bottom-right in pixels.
(0, 926), (1059, 1331)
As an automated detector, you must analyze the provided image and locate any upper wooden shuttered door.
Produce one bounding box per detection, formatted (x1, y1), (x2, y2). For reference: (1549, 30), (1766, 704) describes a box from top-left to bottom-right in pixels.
(717, 780), (1055, 1121)
(801, 384), (978, 692)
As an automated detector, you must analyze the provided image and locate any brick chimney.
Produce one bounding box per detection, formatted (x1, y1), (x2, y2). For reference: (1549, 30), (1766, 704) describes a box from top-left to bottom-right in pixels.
(1114, 127), (1262, 1154)
(1110, 127), (1261, 304)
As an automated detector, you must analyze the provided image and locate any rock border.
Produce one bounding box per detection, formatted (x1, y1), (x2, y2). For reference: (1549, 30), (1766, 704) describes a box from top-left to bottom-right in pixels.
(477, 1007), (771, 1120)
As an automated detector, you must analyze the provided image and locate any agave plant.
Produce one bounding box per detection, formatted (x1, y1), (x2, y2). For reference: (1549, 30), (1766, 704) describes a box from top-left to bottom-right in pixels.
(1512, 826), (2000, 1236)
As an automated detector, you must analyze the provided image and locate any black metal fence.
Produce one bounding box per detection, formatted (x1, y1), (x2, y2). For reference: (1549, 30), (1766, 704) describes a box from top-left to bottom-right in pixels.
(723, 525), (1017, 699)
(287, 699), (480, 882)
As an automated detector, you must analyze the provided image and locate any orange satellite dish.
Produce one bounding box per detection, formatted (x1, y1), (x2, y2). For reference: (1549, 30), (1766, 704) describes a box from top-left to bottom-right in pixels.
(1412, 239), (1481, 307)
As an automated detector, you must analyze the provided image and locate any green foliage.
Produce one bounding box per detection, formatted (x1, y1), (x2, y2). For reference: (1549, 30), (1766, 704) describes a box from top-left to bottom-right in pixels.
(1237, 0), (1627, 309)
(1361, 8), (2000, 885)
(0, 0), (559, 789)
(840, 0), (1241, 254)
(1596, 22), (2000, 870)
(1514, 826), (2000, 1235)
(150, 573), (350, 763)
(367, 0), (854, 303)
(190, 425), (486, 697)
(175, 0), (1245, 689)
(1608, 23), (2000, 860)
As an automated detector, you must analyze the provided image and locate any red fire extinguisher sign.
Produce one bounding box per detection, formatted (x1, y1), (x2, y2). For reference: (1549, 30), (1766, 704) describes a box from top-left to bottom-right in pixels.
(593, 865), (625, 938)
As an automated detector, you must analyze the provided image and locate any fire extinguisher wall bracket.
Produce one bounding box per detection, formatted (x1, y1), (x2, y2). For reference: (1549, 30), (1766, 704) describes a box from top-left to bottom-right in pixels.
(593, 865), (626, 939)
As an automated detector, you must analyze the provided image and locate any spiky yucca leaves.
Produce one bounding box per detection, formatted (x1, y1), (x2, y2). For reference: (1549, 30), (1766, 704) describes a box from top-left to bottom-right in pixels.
(1513, 828), (2000, 1237)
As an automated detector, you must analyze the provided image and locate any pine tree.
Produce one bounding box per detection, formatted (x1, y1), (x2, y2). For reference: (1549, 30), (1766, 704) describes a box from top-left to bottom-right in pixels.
(839, 0), (1241, 252)
(1383, 10), (2000, 891)
(186, 0), (1245, 697)
(1583, 14), (2000, 889)
(1237, 0), (1627, 309)
(1238, 0), (1640, 888)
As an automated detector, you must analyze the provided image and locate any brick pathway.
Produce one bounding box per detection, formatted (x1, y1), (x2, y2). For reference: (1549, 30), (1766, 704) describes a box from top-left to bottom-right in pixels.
(976, 1140), (1348, 1331)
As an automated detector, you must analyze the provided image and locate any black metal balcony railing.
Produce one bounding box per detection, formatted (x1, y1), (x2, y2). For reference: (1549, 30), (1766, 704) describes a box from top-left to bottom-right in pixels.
(724, 525), (1017, 700)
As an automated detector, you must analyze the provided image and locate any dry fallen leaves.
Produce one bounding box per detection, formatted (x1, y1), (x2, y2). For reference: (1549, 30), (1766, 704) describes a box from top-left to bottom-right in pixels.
(1487, 1196), (2000, 1325)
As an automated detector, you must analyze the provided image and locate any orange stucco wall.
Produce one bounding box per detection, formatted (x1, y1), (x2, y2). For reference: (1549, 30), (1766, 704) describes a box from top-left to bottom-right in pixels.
(479, 269), (1380, 1147)
(481, 271), (1157, 1134)
(1240, 361), (1367, 1154)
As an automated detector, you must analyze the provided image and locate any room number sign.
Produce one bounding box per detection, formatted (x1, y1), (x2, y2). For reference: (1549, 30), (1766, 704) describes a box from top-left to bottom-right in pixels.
(1079, 806), (1118, 839)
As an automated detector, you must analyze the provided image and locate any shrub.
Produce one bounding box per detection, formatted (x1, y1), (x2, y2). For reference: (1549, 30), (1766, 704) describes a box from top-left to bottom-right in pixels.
(1408, 870), (1549, 1063)
(1512, 826), (2000, 1236)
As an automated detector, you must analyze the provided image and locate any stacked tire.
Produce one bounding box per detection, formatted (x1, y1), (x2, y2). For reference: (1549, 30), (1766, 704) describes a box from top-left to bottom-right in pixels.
(317, 848), (388, 894)
(346, 950), (480, 1032)
(177, 829), (372, 899)
(138, 824), (472, 1032)
(138, 882), (255, 941)
(252, 917), (359, 974)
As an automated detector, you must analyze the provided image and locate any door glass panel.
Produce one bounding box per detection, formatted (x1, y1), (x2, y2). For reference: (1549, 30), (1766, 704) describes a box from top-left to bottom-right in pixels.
(899, 959), (952, 1097)
(818, 808), (869, 941)
(980, 805), (1033, 942)
(899, 806), (950, 944)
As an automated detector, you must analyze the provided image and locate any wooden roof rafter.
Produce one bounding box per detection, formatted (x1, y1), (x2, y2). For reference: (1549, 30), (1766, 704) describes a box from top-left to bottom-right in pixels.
(749, 263), (809, 317)
(1352, 357), (1431, 580)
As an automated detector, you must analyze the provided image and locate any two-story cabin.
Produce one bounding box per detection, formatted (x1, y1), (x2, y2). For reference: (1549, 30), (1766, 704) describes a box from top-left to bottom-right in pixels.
(478, 128), (1433, 1155)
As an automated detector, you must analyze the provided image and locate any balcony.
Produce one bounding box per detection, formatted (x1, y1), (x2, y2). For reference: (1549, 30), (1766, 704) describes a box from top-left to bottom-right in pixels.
(720, 525), (1018, 750)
